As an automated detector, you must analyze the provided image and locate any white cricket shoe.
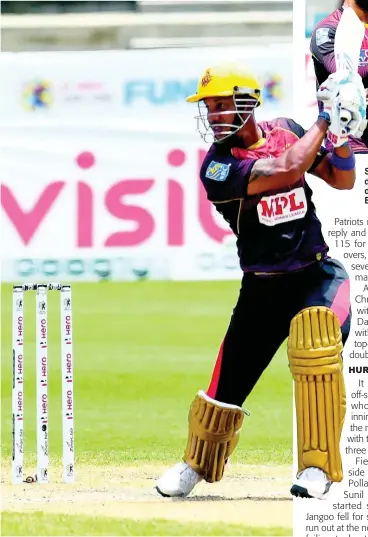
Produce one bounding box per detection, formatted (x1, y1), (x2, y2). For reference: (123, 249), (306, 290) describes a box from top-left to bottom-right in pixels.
(291, 467), (332, 499)
(156, 462), (203, 497)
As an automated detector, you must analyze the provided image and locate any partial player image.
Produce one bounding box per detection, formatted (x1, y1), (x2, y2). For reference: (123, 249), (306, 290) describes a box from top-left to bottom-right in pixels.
(1, 1), (366, 537)
(308, 0), (368, 152)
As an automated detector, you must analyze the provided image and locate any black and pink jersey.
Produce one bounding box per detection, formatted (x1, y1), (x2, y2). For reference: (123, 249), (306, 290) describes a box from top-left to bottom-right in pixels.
(200, 118), (329, 274)
(310, 7), (368, 153)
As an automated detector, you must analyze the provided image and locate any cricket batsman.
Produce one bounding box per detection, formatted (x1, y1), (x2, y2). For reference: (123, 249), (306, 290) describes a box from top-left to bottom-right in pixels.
(155, 62), (366, 499)
(311, 0), (368, 152)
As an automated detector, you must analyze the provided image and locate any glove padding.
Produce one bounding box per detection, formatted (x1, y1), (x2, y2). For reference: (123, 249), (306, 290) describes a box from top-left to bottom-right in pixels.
(355, 118), (368, 139)
(316, 70), (349, 114)
(338, 78), (367, 134)
(327, 87), (365, 148)
(317, 70), (367, 147)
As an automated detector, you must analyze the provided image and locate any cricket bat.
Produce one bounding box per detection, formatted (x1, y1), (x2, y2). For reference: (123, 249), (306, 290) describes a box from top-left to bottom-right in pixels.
(334, 7), (365, 125)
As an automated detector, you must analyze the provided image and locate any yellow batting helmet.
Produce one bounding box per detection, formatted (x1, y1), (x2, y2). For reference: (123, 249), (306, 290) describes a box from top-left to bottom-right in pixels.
(186, 62), (262, 143)
(186, 62), (262, 104)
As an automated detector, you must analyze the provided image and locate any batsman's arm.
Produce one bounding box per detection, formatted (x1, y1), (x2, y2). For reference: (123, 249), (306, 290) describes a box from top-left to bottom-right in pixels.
(247, 118), (329, 196)
(309, 144), (356, 190)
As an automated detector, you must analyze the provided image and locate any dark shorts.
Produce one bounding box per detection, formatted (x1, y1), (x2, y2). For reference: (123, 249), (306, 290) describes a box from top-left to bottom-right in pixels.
(206, 258), (351, 407)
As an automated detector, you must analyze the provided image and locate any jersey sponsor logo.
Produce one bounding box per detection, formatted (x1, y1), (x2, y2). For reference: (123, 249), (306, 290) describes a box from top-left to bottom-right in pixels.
(205, 161), (231, 182)
(257, 187), (307, 227)
(316, 27), (331, 47)
(359, 48), (368, 66)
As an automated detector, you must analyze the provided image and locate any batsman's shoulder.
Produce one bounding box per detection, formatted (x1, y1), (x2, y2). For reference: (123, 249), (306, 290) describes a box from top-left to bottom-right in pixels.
(200, 144), (255, 201)
(200, 146), (228, 183)
(310, 9), (339, 57)
(259, 117), (306, 138)
(199, 144), (222, 181)
(312, 8), (341, 34)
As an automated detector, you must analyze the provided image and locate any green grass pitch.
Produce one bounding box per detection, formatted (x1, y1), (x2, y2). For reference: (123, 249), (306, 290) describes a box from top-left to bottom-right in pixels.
(1, 281), (292, 536)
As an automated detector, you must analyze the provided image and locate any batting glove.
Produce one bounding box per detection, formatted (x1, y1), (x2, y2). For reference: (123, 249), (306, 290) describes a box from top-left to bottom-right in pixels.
(316, 69), (352, 123)
(318, 71), (366, 146)
(317, 70), (365, 121)
(338, 76), (367, 136)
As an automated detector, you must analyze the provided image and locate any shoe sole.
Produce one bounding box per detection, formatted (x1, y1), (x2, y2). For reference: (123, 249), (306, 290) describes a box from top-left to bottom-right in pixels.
(155, 485), (186, 498)
(290, 483), (329, 500)
(290, 484), (313, 498)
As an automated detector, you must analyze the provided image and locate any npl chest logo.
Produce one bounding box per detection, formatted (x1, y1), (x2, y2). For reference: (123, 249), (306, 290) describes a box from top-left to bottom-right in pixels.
(257, 187), (307, 227)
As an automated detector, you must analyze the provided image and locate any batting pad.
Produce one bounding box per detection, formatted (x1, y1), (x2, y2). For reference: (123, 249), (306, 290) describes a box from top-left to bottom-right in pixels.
(288, 306), (346, 482)
(184, 391), (246, 483)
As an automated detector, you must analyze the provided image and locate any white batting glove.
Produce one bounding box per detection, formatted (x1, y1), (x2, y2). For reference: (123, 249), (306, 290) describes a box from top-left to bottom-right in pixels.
(356, 89), (368, 139)
(355, 119), (368, 139)
(325, 98), (349, 148)
(316, 69), (352, 123)
(318, 71), (367, 146)
(317, 70), (365, 121)
(338, 77), (367, 136)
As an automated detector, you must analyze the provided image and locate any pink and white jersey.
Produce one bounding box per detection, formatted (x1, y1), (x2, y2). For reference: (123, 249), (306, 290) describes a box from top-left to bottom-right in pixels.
(200, 118), (329, 274)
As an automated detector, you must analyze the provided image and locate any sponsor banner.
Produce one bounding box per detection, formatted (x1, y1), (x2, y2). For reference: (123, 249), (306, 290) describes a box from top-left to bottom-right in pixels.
(0, 127), (242, 281)
(0, 135), (232, 257)
(2, 257), (171, 282)
(170, 236), (242, 281)
(1, 48), (366, 282)
(2, 247), (243, 283)
(0, 46), (292, 123)
(1, 128), (366, 282)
